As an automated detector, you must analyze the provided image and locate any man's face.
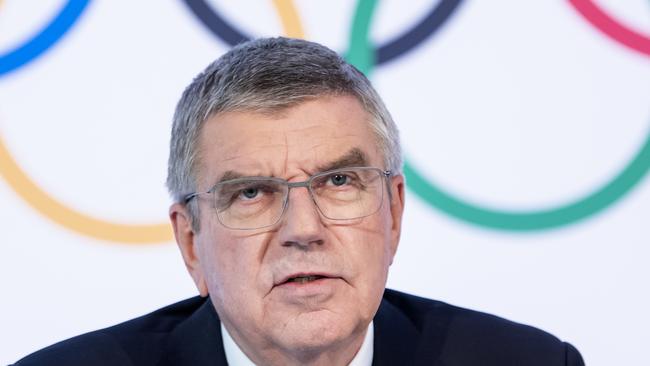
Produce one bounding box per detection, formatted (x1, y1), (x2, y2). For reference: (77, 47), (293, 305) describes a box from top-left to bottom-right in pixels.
(171, 95), (404, 358)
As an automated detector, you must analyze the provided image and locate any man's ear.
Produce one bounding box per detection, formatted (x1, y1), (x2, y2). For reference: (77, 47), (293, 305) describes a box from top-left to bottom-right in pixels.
(388, 174), (405, 263)
(169, 203), (208, 297)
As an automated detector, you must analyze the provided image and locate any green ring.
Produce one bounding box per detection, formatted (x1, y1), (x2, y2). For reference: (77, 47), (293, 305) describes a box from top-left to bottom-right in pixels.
(347, 0), (650, 231)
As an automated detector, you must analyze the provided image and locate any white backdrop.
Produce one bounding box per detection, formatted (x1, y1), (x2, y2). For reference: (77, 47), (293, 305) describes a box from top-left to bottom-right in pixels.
(1, 1), (649, 365)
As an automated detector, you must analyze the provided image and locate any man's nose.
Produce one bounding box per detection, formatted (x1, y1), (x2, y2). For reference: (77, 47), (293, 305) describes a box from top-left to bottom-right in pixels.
(277, 185), (325, 248)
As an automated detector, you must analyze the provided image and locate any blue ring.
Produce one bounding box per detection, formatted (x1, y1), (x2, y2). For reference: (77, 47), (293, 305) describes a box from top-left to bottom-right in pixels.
(0, 0), (91, 77)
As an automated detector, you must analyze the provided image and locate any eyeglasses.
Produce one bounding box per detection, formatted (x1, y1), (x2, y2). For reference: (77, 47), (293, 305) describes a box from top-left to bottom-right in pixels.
(184, 167), (392, 230)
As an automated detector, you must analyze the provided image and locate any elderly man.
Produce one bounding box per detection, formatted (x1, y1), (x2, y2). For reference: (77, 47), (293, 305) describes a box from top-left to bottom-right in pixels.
(15, 37), (584, 365)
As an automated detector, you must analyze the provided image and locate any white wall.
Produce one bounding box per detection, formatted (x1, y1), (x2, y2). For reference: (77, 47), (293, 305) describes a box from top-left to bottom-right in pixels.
(1, 1), (649, 364)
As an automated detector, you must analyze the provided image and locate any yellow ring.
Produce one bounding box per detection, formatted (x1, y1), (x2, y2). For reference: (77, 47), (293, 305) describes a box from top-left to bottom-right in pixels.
(0, 134), (173, 243)
(272, 0), (305, 38)
(0, 1), (305, 244)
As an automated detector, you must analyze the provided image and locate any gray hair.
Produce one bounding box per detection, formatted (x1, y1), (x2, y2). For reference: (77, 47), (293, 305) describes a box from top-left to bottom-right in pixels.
(166, 37), (402, 229)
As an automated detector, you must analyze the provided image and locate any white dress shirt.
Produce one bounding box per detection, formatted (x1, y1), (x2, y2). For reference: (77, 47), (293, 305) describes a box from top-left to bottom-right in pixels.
(221, 321), (374, 366)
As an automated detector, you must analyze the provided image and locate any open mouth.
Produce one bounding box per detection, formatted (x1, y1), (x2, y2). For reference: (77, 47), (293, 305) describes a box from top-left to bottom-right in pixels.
(284, 275), (327, 284)
(276, 272), (342, 287)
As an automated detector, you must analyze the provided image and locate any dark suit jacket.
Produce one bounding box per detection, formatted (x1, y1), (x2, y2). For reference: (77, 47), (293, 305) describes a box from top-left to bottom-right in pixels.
(13, 289), (584, 365)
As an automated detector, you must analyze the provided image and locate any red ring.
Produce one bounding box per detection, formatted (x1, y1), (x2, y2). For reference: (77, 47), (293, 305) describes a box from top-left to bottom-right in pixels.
(569, 0), (650, 57)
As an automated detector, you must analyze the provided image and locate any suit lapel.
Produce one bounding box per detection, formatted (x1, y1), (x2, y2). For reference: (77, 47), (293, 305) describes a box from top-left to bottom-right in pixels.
(372, 297), (420, 366)
(158, 298), (228, 366)
(158, 293), (444, 366)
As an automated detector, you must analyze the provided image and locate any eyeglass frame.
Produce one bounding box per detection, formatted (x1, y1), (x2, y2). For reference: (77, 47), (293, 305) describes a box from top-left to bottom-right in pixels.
(183, 166), (393, 230)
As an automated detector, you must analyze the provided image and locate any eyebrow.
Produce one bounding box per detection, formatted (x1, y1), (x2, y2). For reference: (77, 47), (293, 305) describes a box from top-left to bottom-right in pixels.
(216, 170), (247, 183)
(215, 147), (369, 184)
(316, 148), (369, 173)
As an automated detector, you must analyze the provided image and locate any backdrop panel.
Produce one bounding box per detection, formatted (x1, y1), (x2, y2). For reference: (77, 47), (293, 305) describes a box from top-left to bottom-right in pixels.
(1, 1), (649, 364)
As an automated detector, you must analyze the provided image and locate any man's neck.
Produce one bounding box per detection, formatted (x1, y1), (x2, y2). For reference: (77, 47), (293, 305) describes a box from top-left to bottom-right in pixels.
(221, 322), (374, 366)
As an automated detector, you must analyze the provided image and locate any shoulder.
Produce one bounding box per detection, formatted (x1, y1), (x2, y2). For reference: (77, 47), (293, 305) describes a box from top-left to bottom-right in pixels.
(381, 289), (584, 366)
(12, 296), (207, 366)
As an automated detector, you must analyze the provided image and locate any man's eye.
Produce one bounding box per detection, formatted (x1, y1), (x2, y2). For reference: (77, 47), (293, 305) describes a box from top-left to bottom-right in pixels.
(239, 187), (260, 200)
(329, 174), (349, 186)
(235, 183), (280, 201)
(215, 183), (271, 210)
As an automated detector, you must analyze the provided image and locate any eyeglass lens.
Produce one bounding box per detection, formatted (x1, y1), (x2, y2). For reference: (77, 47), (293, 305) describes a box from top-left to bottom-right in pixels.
(211, 168), (385, 229)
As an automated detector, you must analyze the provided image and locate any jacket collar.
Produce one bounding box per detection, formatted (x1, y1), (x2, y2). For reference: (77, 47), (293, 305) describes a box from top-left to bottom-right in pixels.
(159, 294), (423, 366)
(372, 296), (420, 366)
(159, 297), (228, 366)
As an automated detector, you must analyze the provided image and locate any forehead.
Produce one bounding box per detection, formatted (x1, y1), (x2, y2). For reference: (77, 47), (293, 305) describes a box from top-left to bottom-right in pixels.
(197, 95), (382, 184)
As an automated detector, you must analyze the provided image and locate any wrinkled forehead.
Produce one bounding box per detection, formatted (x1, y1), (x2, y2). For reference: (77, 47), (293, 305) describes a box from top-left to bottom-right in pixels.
(194, 96), (384, 186)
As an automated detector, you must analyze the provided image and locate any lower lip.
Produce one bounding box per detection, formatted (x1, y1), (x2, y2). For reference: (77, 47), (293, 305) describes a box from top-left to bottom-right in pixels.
(275, 277), (339, 296)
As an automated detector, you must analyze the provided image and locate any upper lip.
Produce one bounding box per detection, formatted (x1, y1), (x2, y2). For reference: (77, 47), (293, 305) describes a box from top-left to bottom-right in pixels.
(275, 272), (340, 286)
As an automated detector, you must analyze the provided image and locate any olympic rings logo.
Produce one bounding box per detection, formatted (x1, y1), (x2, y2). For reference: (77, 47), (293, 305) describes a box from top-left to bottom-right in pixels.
(0, 0), (648, 243)
(0, 0), (170, 243)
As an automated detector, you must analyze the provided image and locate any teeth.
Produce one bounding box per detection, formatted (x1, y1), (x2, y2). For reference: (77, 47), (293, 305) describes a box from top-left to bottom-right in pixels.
(289, 275), (320, 283)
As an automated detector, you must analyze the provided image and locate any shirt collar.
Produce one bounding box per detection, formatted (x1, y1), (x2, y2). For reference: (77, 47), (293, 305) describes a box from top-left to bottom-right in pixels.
(221, 322), (374, 366)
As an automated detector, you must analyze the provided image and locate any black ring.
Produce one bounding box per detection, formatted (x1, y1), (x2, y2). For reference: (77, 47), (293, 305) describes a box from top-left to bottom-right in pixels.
(181, 0), (465, 65)
(183, 0), (250, 46)
(376, 0), (463, 65)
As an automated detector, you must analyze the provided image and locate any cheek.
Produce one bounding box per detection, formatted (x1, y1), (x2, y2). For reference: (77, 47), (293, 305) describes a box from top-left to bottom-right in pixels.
(362, 210), (395, 264)
(197, 239), (262, 330)
(336, 226), (392, 321)
(331, 217), (393, 287)
(197, 228), (271, 303)
(379, 207), (397, 261)
(196, 242), (229, 300)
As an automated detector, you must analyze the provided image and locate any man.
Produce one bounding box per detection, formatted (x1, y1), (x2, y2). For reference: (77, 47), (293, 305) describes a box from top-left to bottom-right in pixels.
(14, 37), (584, 365)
